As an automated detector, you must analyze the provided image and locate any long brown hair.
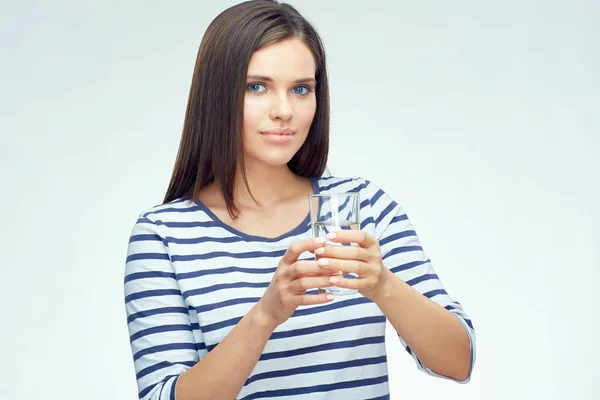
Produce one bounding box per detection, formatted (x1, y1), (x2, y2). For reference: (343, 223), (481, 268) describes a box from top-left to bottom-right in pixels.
(163, 0), (330, 218)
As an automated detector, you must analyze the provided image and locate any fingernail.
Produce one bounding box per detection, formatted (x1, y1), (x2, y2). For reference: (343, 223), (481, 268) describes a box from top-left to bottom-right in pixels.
(330, 277), (339, 284)
(317, 258), (329, 266)
(326, 294), (334, 300)
(315, 247), (325, 255)
(327, 232), (337, 240)
(315, 237), (326, 244)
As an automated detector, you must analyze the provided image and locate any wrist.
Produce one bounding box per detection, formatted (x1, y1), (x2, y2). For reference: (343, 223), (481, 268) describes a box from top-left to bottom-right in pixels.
(371, 268), (398, 304)
(250, 301), (279, 332)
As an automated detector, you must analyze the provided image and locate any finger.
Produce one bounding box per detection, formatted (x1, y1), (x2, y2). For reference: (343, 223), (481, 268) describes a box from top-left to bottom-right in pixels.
(317, 257), (366, 276)
(288, 276), (338, 294)
(295, 292), (335, 306)
(327, 275), (367, 290)
(319, 243), (370, 261)
(281, 237), (326, 266)
(326, 230), (378, 248)
(284, 260), (340, 279)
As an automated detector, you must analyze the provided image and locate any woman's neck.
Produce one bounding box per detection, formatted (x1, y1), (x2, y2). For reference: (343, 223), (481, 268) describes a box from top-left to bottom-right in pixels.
(233, 163), (308, 209)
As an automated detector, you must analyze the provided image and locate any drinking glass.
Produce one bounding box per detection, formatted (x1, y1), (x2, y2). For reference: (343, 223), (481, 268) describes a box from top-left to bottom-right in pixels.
(309, 192), (360, 295)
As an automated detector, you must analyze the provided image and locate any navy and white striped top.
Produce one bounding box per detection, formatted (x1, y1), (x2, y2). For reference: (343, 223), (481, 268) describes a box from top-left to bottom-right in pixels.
(124, 176), (476, 400)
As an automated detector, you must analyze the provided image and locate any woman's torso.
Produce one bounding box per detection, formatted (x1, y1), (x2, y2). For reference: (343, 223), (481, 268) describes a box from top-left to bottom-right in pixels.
(146, 176), (391, 399)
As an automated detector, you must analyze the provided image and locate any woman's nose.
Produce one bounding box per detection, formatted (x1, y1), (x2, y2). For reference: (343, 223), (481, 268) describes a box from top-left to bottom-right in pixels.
(269, 92), (294, 121)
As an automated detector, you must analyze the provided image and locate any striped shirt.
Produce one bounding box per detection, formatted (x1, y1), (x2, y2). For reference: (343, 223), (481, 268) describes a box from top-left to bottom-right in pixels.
(124, 176), (476, 400)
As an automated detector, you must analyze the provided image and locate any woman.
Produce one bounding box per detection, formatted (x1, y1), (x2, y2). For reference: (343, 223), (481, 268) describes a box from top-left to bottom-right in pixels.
(124, 1), (476, 399)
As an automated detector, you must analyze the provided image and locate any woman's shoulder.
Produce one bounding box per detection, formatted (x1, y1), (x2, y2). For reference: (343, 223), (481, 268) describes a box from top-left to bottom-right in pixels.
(312, 175), (382, 198)
(313, 175), (399, 214)
(134, 196), (199, 225)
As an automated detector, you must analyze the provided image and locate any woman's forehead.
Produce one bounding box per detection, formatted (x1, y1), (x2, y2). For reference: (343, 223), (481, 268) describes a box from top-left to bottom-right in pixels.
(247, 38), (316, 81)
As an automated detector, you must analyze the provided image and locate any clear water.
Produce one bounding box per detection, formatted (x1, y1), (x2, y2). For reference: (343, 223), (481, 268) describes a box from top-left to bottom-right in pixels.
(312, 220), (359, 295)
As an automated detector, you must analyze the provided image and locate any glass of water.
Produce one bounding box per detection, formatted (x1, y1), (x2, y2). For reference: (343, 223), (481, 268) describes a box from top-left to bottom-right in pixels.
(309, 192), (360, 295)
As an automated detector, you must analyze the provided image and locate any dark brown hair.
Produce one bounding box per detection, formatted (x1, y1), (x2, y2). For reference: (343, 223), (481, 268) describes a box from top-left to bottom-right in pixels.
(163, 0), (329, 218)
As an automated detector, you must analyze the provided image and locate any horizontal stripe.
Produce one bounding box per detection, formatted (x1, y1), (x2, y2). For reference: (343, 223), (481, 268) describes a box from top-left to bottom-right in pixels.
(391, 214), (408, 223)
(348, 182), (369, 193)
(124, 270), (175, 284)
(382, 245), (423, 260)
(200, 297), (373, 334)
(201, 316), (243, 333)
(379, 230), (417, 247)
(241, 374), (388, 400)
(259, 335), (385, 361)
(125, 289), (181, 304)
(183, 281), (269, 298)
(369, 188), (385, 207)
(205, 315), (386, 352)
(317, 175), (339, 182)
(389, 259), (430, 273)
(319, 178), (355, 191)
(292, 296), (371, 317)
(177, 266), (277, 280)
(136, 360), (196, 380)
(423, 289), (448, 298)
(271, 315), (385, 340)
(195, 297), (260, 313)
(360, 216), (375, 230)
(172, 249), (285, 262)
(135, 217), (154, 225)
(375, 202), (398, 225)
(126, 252), (170, 263)
(134, 342), (197, 362)
(165, 235), (245, 245)
(154, 220), (217, 228)
(144, 206), (198, 215)
(406, 273), (439, 287)
(130, 324), (192, 343)
(138, 374), (179, 399)
(245, 355), (387, 385)
(127, 306), (189, 324)
(129, 233), (164, 244)
(125, 176), (475, 397)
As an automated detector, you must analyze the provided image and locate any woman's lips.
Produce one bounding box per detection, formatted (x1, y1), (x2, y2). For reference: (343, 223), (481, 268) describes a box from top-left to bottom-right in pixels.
(260, 128), (295, 143)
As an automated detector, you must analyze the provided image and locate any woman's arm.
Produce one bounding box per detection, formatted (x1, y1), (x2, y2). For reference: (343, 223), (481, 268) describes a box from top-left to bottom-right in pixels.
(175, 304), (277, 400)
(320, 230), (473, 382)
(315, 179), (476, 383)
(126, 217), (333, 400)
(371, 270), (471, 381)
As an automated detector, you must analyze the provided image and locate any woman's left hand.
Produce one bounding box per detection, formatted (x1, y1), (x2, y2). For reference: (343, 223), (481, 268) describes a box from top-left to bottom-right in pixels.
(314, 230), (393, 301)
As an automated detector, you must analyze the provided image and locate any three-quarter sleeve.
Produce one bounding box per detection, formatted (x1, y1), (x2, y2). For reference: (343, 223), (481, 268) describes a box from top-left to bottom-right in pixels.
(366, 181), (476, 383)
(124, 216), (202, 399)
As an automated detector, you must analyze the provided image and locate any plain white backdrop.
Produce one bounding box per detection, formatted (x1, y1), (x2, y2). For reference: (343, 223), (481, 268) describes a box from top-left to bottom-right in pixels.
(1, 0), (598, 399)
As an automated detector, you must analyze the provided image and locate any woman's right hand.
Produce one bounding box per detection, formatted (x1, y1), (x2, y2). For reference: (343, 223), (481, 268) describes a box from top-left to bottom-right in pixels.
(255, 237), (338, 327)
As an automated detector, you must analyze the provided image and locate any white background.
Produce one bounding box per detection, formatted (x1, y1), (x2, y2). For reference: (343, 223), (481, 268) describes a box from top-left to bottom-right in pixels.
(1, 0), (599, 399)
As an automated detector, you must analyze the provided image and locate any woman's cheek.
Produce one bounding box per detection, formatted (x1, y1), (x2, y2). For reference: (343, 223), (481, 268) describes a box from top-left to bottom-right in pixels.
(243, 98), (267, 129)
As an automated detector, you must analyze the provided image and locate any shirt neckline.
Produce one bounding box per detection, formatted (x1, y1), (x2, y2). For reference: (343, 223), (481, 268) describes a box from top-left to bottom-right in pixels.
(191, 176), (321, 242)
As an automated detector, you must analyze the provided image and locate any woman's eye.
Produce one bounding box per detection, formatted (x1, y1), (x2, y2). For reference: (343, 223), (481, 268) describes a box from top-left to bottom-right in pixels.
(292, 86), (311, 95)
(247, 83), (266, 93)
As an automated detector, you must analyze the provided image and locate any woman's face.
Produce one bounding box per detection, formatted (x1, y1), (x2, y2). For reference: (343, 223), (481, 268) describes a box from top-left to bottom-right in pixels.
(242, 38), (317, 169)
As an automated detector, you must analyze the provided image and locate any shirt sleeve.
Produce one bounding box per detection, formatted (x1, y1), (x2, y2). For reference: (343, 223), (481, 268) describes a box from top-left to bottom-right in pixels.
(124, 215), (204, 399)
(365, 180), (476, 383)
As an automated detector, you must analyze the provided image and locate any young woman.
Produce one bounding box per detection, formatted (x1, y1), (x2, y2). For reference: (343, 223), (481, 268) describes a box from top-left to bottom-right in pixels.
(124, 1), (476, 399)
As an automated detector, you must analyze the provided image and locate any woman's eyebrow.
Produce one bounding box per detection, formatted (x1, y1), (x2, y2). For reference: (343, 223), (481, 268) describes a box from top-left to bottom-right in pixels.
(247, 75), (316, 84)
